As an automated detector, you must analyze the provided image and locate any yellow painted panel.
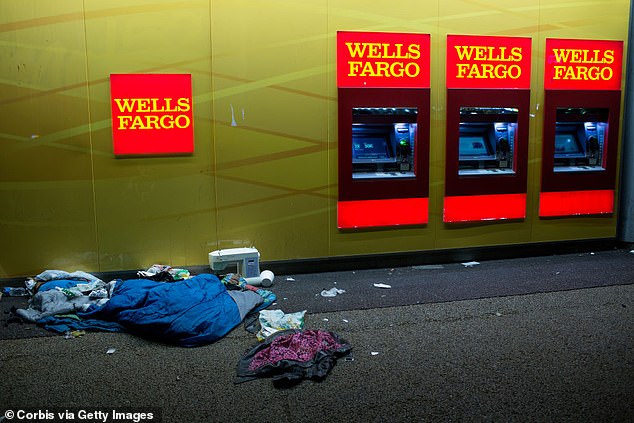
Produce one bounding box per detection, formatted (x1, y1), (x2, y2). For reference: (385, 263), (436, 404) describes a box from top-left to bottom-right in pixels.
(212, 0), (330, 261)
(0, 1), (98, 277)
(84, 0), (216, 271)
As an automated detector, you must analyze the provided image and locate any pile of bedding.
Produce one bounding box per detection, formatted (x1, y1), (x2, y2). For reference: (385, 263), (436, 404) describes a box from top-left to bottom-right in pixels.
(16, 270), (275, 347)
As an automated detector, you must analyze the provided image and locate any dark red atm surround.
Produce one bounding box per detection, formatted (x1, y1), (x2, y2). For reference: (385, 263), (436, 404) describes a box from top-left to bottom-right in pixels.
(336, 31), (431, 229)
(337, 88), (430, 228)
(539, 38), (624, 217)
(444, 89), (530, 222)
(539, 90), (621, 217)
(444, 35), (532, 223)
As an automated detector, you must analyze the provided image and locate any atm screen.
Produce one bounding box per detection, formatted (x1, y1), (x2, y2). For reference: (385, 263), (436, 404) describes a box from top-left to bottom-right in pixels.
(353, 135), (390, 160)
(457, 110), (517, 174)
(351, 108), (417, 178)
(459, 135), (493, 158)
(555, 133), (584, 156)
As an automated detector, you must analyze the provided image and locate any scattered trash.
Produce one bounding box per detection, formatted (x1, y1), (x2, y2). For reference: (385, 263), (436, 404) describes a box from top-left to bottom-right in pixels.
(106, 348), (116, 354)
(323, 318), (329, 322)
(412, 264), (444, 270)
(590, 252), (595, 255)
(556, 271), (561, 275)
(256, 270), (275, 288)
(629, 250), (634, 254)
(138, 264), (190, 282)
(2, 287), (28, 297)
(321, 288), (346, 297)
(55, 286), (84, 299)
(461, 261), (480, 267)
(371, 352), (380, 356)
(64, 330), (86, 339)
(25, 278), (36, 291)
(256, 309), (306, 341)
(89, 288), (108, 299)
(286, 277), (296, 281)
(495, 312), (502, 317)
(342, 319), (349, 323)
(373, 283), (392, 289)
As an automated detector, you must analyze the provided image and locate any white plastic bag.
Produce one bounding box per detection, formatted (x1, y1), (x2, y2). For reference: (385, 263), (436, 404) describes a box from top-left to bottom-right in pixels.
(320, 287), (346, 297)
(256, 309), (306, 341)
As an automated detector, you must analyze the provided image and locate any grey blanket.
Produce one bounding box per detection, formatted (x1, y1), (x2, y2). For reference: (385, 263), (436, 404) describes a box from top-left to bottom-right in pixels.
(16, 290), (108, 322)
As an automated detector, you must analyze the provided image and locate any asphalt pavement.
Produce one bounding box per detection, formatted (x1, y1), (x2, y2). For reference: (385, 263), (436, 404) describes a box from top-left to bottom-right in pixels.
(1, 250), (633, 422)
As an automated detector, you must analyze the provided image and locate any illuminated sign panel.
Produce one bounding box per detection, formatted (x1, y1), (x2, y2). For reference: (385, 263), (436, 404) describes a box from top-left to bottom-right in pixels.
(446, 35), (532, 89)
(337, 31), (431, 88)
(110, 74), (194, 155)
(544, 38), (623, 90)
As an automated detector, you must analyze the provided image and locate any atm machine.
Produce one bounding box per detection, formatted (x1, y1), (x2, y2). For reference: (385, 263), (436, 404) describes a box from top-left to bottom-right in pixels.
(444, 35), (532, 223)
(338, 90), (429, 229)
(539, 38), (624, 217)
(336, 31), (431, 229)
(540, 96), (620, 217)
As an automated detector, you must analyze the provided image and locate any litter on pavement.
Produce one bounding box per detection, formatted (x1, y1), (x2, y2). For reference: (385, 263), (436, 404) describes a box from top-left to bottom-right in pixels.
(256, 309), (306, 341)
(320, 287), (346, 297)
(412, 264), (445, 270)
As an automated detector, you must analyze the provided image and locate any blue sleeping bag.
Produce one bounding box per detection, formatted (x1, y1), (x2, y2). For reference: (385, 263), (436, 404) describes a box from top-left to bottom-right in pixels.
(78, 274), (242, 347)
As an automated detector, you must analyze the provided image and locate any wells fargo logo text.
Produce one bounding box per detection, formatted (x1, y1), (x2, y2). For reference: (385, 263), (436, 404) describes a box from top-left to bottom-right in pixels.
(453, 45), (524, 80)
(550, 48), (615, 81)
(113, 97), (192, 130)
(345, 42), (422, 78)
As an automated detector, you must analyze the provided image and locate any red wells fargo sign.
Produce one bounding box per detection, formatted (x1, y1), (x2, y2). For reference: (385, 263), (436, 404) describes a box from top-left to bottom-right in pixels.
(446, 34), (532, 89)
(544, 38), (623, 90)
(337, 31), (431, 89)
(110, 74), (194, 156)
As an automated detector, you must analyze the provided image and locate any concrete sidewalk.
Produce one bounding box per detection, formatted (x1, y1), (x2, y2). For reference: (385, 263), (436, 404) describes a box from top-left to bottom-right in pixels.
(1, 283), (632, 422)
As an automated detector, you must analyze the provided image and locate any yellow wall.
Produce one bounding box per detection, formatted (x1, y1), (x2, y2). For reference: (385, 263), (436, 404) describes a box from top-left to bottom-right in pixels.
(0, 0), (630, 278)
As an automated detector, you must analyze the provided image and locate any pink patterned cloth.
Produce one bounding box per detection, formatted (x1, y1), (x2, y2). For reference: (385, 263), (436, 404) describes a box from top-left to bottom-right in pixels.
(249, 329), (345, 371)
